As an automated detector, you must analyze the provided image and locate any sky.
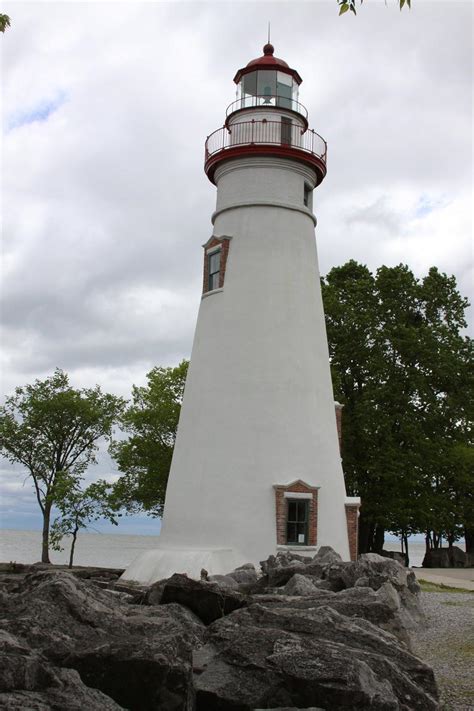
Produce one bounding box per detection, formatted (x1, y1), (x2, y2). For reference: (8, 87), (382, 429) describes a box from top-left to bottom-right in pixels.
(1, 0), (472, 536)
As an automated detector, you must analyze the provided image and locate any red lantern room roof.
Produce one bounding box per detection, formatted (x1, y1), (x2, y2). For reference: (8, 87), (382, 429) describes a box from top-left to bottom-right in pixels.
(233, 43), (303, 85)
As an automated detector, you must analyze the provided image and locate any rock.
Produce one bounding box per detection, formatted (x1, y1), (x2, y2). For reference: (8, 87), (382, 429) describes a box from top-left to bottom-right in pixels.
(381, 550), (407, 566)
(65, 638), (195, 711)
(194, 602), (439, 710)
(282, 574), (318, 596)
(355, 575), (370, 587)
(226, 567), (258, 586)
(144, 578), (168, 605)
(448, 545), (471, 568)
(422, 545), (473, 569)
(259, 554), (307, 587)
(0, 669), (125, 710)
(422, 548), (450, 568)
(0, 570), (205, 710)
(208, 574), (240, 590)
(160, 573), (247, 625)
(312, 545), (343, 566)
(235, 563), (256, 571)
(0, 630), (56, 692)
(252, 584), (412, 647)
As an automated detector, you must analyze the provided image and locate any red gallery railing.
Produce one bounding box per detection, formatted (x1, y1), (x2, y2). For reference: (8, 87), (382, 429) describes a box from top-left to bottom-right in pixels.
(205, 119), (327, 165)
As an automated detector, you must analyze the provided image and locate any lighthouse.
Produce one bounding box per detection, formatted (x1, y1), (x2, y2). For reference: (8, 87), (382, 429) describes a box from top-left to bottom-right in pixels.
(123, 44), (360, 584)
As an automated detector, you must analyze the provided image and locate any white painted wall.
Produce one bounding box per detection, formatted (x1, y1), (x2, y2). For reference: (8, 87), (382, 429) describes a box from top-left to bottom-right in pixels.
(123, 142), (353, 584)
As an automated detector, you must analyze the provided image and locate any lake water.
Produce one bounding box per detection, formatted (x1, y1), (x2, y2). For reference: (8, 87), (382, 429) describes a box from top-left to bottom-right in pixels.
(0, 529), (446, 569)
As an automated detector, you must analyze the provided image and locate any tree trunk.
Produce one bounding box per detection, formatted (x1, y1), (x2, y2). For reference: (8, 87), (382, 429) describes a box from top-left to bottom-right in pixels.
(358, 517), (372, 554)
(465, 528), (473, 554)
(41, 503), (52, 563)
(373, 525), (385, 554)
(68, 525), (79, 568)
(402, 531), (409, 567)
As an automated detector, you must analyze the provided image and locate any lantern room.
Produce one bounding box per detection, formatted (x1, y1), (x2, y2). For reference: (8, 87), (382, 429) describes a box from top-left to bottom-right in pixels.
(228, 43), (306, 120)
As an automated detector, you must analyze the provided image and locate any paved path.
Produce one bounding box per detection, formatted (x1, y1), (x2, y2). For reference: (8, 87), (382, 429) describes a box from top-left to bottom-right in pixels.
(413, 568), (474, 591)
(412, 591), (474, 710)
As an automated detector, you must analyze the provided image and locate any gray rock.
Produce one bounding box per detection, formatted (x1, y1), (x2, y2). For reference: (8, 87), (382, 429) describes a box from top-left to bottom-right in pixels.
(282, 574), (318, 596)
(235, 563), (257, 571)
(208, 574), (240, 590)
(194, 602), (439, 710)
(226, 567), (258, 585)
(0, 630), (56, 693)
(0, 570), (205, 710)
(422, 545), (473, 569)
(259, 554), (308, 588)
(312, 545), (343, 566)
(381, 550), (407, 566)
(160, 573), (247, 625)
(143, 578), (167, 605)
(0, 669), (125, 710)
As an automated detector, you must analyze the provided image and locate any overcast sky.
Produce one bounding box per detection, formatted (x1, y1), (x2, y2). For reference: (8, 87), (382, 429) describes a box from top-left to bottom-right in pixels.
(1, 0), (472, 535)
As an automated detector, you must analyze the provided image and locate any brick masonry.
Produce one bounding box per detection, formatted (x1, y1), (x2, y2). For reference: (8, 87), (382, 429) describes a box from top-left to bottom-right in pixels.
(345, 504), (359, 561)
(335, 403), (343, 456)
(274, 480), (319, 546)
(202, 236), (231, 294)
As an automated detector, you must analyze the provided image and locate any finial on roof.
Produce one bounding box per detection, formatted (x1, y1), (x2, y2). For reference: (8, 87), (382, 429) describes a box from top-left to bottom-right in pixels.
(263, 42), (274, 56)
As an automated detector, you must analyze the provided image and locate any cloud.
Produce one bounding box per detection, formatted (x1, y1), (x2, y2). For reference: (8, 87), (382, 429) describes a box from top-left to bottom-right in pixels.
(1, 0), (472, 532)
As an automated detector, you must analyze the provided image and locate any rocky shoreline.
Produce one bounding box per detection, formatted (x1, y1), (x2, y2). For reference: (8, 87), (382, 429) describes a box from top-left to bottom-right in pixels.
(0, 549), (443, 709)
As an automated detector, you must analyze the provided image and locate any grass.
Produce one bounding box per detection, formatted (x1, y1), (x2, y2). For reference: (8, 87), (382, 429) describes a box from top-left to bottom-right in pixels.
(441, 599), (474, 607)
(418, 579), (474, 594)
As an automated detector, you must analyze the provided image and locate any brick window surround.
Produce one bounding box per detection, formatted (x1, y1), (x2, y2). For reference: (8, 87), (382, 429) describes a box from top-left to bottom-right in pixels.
(273, 480), (319, 547)
(345, 503), (359, 561)
(202, 236), (231, 295)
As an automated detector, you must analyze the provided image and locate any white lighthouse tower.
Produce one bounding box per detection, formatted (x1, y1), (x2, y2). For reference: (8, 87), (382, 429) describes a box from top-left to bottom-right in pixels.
(123, 44), (360, 584)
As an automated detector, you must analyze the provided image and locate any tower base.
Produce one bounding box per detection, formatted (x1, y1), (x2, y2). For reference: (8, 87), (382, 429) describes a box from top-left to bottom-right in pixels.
(120, 546), (248, 584)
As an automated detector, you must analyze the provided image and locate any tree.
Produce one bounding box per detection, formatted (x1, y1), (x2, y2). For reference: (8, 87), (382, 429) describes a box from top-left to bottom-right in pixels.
(110, 361), (188, 517)
(0, 370), (125, 563)
(50, 475), (120, 568)
(338, 0), (411, 16)
(0, 14), (10, 32)
(321, 262), (472, 559)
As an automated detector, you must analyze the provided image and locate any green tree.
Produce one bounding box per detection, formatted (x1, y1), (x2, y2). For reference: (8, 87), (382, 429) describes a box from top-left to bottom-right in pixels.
(0, 370), (125, 563)
(338, 0), (411, 16)
(50, 475), (120, 568)
(110, 361), (188, 517)
(0, 14), (10, 32)
(321, 262), (472, 559)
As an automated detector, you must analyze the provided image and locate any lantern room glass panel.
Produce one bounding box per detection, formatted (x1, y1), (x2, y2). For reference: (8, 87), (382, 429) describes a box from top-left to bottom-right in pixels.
(257, 70), (277, 105)
(276, 71), (292, 109)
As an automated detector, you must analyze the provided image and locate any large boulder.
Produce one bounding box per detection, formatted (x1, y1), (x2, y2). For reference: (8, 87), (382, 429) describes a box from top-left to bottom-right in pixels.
(252, 583), (413, 647)
(0, 668), (125, 710)
(0, 570), (205, 710)
(422, 545), (473, 569)
(259, 553), (310, 588)
(323, 553), (423, 628)
(193, 602), (439, 710)
(160, 573), (247, 625)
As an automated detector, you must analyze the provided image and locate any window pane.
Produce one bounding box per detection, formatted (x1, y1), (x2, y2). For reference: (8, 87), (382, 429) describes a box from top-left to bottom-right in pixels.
(297, 501), (307, 522)
(242, 71), (257, 97)
(276, 71), (292, 109)
(257, 70), (277, 102)
(209, 251), (220, 273)
(210, 272), (219, 290)
(287, 522), (297, 544)
(288, 501), (297, 522)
